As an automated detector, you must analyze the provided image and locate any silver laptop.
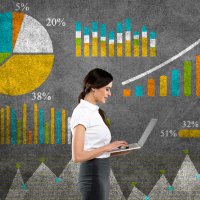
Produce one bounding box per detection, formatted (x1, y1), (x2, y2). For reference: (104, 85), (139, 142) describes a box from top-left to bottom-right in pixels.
(109, 118), (158, 153)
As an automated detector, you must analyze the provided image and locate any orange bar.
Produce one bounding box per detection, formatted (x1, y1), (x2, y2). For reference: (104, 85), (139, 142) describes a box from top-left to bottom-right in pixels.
(28, 130), (33, 144)
(147, 79), (155, 96)
(123, 89), (131, 97)
(196, 55), (200, 96)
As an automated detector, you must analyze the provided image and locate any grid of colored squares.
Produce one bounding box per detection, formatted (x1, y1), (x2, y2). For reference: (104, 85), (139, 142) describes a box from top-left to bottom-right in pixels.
(75, 19), (156, 57)
(0, 104), (69, 145)
(123, 55), (200, 97)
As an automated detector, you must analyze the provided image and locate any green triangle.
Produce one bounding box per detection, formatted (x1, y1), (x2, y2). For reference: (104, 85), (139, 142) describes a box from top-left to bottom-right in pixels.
(0, 53), (12, 64)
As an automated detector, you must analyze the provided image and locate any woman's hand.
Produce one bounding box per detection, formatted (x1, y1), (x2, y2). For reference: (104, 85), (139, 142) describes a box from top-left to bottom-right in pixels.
(105, 140), (128, 152)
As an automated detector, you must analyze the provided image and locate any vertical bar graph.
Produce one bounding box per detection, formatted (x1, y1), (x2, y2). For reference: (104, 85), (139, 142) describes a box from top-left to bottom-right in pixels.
(184, 61), (191, 96)
(92, 22), (98, 56)
(75, 22), (81, 57)
(147, 79), (155, 96)
(142, 26), (147, 57)
(39, 109), (44, 144)
(133, 32), (139, 57)
(56, 111), (61, 144)
(135, 86), (143, 96)
(196, 55), (200, 96)
(84, 26), (90, 56)
(172, 69), (180, 96)
(34, 104), (38, 144)
(150, 32), (156, 57)
(160, 76), (168, 96)
(23, 103), (27, 144)
(62, 109), (66, 144)
(11, 108), (16, 144)
(1, 108), (5, 144)
(109, 31), (114, 57)
(51, 107), (55, 144)
(117, 22), (123, 57)
(100, 24), (106, 57)
(6, 106), (10, 144)
(125, 18), (131, 57)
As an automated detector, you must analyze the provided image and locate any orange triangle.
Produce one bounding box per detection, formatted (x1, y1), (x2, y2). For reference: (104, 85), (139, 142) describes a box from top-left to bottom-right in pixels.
(12, 12), (24, 50)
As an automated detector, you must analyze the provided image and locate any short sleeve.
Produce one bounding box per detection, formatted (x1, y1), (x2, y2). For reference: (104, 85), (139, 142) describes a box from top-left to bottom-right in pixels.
(70, 108), (90, 131)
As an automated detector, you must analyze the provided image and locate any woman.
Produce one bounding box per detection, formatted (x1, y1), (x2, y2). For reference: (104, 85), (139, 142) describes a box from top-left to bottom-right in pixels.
(71, 68), (129, 200)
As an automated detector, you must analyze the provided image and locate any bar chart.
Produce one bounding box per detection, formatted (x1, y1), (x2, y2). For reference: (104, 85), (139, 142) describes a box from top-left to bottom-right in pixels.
(0, 104), (71, 145)
(75, 18), (157, 57)
(123, 55), (200, 97)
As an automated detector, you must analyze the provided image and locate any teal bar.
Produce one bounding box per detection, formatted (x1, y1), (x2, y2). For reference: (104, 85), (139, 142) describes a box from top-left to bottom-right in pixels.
(109, 31), (114, 40)
(0, 12), (12, 53)
(184, 61), (192, 96)
(56, 111), (61, 144)
(84, 26), (90, 36)
(117, 22), (123, 33)
(76, 21), (81, 31)
(39, 109), (44, 144)
(150, 32), (156, 39)
(100, 24), (106, 37)
(142, 26), (147, 32)
(172, 69), (180, 96)
(92, 22), (98, 32)
(135, 86), (143, 96)
(125, 18), (131, 31)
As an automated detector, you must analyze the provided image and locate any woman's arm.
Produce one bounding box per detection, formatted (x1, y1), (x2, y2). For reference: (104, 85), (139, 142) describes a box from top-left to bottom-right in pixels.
(72, 124), (128, 163)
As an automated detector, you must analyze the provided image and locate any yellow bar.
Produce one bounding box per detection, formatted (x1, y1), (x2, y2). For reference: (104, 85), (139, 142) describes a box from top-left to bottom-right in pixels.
(134, 46), (139, 57)
(179, 130), (200, 138)
(160, 76), (167, 96)
(150, 47), (156, 57)
(51, 107), (55, 144)
(117, 44), (122, 57)
(6, 106), (10, 144)
(84, 43), (90, 56)
(76, 46), (81, 57)
(1, 108), (5, 144)
(34, 104), (38, 144)
(109, 44), (114, 57)
(62, 109), (66, 144)
(23, 103), (27, 144)
(125, 41), (131, 57)
(100, 43), (106, 57)
(92, 38), (98, 57)
(142, 38), (147, 57)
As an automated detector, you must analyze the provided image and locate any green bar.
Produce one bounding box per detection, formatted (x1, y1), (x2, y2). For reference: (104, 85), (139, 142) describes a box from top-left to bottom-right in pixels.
(184, 61), (191, 96)
(76, 38), (82, 45)
(17, 120), (22, 144)
(45, 122), (49, 144)
(134, 39), (139, 45)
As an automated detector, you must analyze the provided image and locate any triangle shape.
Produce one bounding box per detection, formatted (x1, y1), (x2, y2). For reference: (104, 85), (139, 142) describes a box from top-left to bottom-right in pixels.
(127, 186), (146, 200)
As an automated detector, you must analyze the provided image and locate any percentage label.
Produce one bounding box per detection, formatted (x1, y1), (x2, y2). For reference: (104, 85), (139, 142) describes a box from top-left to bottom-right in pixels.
(160, 130), (177, 137)
(15, 3), (29, 11)
(32, 92), (52, 101)
(46, 18), (66, 27)
(182, 121), (199, 128)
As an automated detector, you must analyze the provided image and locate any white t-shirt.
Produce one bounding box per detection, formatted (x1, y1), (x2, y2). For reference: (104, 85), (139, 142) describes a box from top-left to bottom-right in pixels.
(71, 99), (111, 158)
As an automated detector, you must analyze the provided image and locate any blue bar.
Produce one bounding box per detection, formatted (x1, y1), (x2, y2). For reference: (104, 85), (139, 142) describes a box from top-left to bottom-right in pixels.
(11, 108), (16, 144)
(109, 31), (114, 40)
(84, 26), (90, 35)
(0, 12), (12, 52)
(150, 32), (156, 39)
(39, 109), (44, 144)
(117, 22), (123, 33)
(56, 111), (61, 144)
(134, 32), (139, 36)
(125, 18), (131, 31)
(100, 24), (106, 37)
(142, 26), (147, 32)
(135, 86), (143, 96)
(75, 22), (81, 31)
(172, 69), (180, 96)
(92, 22), (98, 32)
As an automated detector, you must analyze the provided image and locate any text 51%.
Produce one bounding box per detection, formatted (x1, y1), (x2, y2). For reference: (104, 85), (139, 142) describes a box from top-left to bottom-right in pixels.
(15, 3), (29, 11)
(32, 92), (51, 101)
(46, 18), (66, 27)
(160, 130), (177, 137)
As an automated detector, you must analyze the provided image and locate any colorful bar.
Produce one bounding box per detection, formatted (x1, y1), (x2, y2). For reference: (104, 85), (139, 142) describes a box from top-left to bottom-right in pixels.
(133, 32), (139, 57)
(160, 76), (168, 96)
(39, 109), (44, 144)
(28, 130), (32, 144)
(178, 130), (200, 138)
(75, 22), (81, 57)
(56, 111), (61, 144)
(135, 86), (143, 96)
(67, 117), (71, 144)
(117, 22), (123, 57)
(23, 103), (27, 144)
(150, 32), (156, 57)
(0, 12), (12, 53)
(142, 26), (147, 57)
(125, 18), (131, 57)
(11, 108), (16, 144)
(1, 108), (5, 144)
(17, 119), (21, 144)
(34, 104), (38, 144)
(109, 31), (114, 57)
(62, 109), (66, 144)
(196, 55), (200, 96)
(123, 89), (131, 97)
(45, 122), (49, 144)
(51, 107), (55, 144)
(6, 106), (10, 144)
(100, 24), (106, 57)
(92, 22), (98, 57)
(184, 61), (191, 96)
(147, 79), (155, 96)
(84, 26), (90, 56)
(172, 69), (180, 96)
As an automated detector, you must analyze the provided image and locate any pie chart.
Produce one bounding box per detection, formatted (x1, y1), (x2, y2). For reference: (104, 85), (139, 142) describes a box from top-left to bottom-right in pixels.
(0, 12), (54, 96)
